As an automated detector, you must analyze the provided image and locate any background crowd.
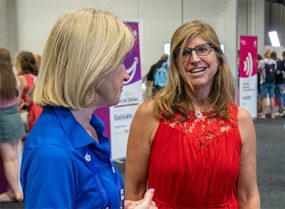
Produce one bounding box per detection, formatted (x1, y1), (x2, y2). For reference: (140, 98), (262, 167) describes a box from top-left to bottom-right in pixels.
(257, 49), (285, 119)
(1, 48), (285, 204)
(0, 29), (284, 208)
(0, 48), (41, 202)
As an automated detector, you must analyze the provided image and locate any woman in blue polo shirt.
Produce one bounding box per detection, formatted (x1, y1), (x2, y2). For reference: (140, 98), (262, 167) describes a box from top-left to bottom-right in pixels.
(20, 8), (156, 209)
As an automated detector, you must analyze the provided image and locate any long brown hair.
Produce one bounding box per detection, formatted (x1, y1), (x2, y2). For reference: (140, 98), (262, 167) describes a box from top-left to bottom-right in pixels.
(153, 20), (236, 121)
(0, 48), (12, 68)
(0, 63), (17, 100)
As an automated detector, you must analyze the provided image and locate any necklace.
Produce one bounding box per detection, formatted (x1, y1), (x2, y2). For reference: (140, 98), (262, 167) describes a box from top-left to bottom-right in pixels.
(195, 111), (203, 119)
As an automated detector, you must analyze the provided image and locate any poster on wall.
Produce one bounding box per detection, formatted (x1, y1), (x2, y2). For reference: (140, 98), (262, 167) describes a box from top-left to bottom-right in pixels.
(95, 21), (143, 160)
(110, 21), (143, 159)
(239, 36), (258, 118)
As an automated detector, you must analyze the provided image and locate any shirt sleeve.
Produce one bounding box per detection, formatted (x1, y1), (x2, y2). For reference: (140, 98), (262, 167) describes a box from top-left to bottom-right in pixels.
(21, 145), (77, 209)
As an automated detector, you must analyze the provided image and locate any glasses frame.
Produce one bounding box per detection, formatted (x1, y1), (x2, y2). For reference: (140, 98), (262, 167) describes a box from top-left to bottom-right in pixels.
(175, 43), (217, 61)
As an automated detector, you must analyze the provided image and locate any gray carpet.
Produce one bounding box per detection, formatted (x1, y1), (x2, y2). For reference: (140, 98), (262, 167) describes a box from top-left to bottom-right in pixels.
(1, 118), (284, 209)
(255, 117), (285, 209)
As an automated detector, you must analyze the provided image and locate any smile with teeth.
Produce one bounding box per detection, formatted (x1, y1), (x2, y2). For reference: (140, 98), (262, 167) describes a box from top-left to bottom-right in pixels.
(189, 67), (206, 73)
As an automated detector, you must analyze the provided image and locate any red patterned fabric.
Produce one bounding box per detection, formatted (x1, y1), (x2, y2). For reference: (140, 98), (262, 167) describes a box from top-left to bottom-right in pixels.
(148, 104), (241, 209)
(22, 74), (42, 130)
(22, 74), (35, 104)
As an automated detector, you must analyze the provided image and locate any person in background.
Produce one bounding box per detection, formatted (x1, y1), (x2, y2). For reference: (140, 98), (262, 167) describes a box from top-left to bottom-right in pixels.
(16, 51), (42, 132)
(20, 8), (156, 209)
(281, 51), (285, 116)
(257, 54), (264, 115)
(259, 49), (277, 119)
(145, 54), (169, 99)
(34, 54), (42, 73)
(125, 20), (260, 209)
(274, 51), (285, 116)
(0, 48), (25, 202)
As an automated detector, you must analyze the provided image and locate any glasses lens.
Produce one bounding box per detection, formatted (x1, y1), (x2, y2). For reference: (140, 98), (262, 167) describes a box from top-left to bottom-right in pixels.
(176, 43), (212, 61)
(181, 48), (192, 60)
(196, 44), (211, 56)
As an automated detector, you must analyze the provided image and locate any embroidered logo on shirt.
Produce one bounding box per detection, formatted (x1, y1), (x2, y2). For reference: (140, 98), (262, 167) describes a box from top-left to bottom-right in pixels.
(85, 153), (91, 161)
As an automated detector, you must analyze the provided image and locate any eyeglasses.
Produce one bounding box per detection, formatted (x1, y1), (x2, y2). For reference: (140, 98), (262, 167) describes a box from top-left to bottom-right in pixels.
(175, 43), (215, 61)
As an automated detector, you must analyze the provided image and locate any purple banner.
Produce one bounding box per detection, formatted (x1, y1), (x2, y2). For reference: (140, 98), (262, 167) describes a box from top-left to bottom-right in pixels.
(94, 22), (142, 141)
(94, 107), (110, 139)
(124, 22), (142, 84)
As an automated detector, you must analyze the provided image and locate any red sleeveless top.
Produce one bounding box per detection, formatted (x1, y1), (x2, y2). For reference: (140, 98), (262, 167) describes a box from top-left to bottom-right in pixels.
(148, 105), (241, 209)
(22, 74), (42, 130)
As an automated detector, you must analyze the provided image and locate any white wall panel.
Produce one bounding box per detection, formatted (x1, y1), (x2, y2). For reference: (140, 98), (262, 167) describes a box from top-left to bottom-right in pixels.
(6, 0), (18, 54)
(141, 18), (181, 68)
(0, 0), (8, 48)
(224, 16), (238, 77)
(15, 0), (60, 54)
(138, 0), (181, 19)
(97, 0), (138, 18)
(266, 2), (285, 48)
(183, 0), (237, 77)
(137, 0), (182, 73)
(237, 0), (265, 55)
(9, 0), (238, 76)
(57, 0), (97, 14)
(17, 0), (59, 22)
(183, 0), (231, 18)
(17, 21), (54, 54)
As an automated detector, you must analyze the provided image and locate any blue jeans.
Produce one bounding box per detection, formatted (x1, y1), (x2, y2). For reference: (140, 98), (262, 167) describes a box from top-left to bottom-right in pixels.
(275, 83), (285, 107)
(261, 83), (275, 99)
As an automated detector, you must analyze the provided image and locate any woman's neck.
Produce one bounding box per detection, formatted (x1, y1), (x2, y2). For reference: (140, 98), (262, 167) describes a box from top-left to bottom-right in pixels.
(191, 94), (210, 112)
(190, 89), (211, 112)
(72, 108), (93, 122)
(192, 100), (211, 113)
(71, 107), (99, 142)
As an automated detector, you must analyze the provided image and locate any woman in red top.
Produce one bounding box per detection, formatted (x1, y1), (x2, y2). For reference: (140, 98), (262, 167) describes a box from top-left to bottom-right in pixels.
(16, 51), (42, 132)
(125, 20), (260, 209)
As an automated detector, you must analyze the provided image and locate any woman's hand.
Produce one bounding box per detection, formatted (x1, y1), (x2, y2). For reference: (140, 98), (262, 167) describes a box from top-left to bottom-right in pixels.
(125, 189), (157, 209)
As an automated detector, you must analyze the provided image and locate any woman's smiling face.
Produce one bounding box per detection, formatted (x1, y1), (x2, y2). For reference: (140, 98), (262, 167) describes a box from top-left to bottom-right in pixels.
(181, 36), (219, 90)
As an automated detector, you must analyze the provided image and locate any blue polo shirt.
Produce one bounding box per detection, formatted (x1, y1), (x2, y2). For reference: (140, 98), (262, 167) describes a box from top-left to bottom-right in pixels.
(21, 106), (124, 209)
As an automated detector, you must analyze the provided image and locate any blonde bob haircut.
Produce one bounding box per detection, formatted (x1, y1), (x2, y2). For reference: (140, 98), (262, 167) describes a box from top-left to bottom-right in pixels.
(154, 20), (236, 120)
(33, 8), (134, 109)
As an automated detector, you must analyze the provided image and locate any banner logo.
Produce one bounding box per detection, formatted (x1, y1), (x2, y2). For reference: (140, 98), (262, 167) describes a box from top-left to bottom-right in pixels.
(124, 57), (138, 84)
(243, 52), (253, 77)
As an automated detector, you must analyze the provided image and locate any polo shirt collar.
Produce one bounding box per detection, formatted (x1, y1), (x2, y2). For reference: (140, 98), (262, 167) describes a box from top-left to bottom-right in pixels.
(48, 106), (106, 149)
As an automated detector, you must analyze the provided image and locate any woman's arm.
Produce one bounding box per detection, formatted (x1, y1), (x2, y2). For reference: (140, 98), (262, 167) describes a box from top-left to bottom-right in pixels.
(237, 108), (260, 209)
(15, 76), (23, 106)
(125, 100), (159, 200)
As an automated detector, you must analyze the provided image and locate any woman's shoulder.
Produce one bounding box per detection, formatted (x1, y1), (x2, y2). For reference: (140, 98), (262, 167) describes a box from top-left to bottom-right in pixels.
(237, 107), (252, 122)
(132, 100), (159, 128)
(236, 107), (256, 146)
(18, 75), (27, 87)
(131, 100), (160, 144)
(20, 73), (36, 85)
(136, 100), (156, 117)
